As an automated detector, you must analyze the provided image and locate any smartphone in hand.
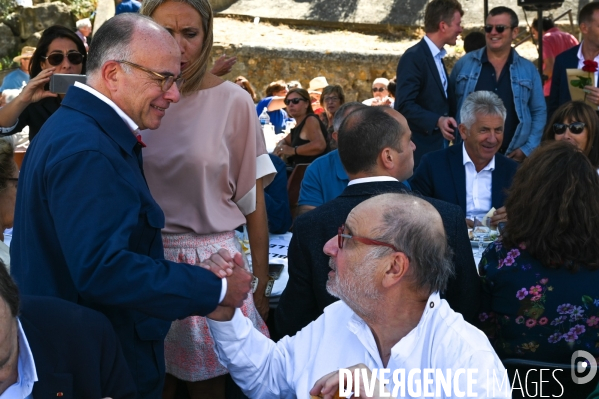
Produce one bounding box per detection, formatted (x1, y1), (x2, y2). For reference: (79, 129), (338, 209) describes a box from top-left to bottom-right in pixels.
(49, 74), (86, 94)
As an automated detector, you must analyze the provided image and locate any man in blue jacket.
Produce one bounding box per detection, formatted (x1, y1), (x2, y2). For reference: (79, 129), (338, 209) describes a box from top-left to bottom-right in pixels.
(449, 6), (546, 162)
(411, 91), (518, 225)
(548, 2), (599, 118)
(10, 13), (252, 398)
(0, 263), (136, 398)
(395, 0), (464, 166)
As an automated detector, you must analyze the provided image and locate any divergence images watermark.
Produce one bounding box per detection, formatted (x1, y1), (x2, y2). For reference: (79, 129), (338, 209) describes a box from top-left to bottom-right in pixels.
(338, 353), (597, 398)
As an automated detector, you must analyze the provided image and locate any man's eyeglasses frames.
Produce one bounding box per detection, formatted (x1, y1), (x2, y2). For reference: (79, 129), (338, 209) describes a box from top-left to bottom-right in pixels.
(116, 60), (184, 92)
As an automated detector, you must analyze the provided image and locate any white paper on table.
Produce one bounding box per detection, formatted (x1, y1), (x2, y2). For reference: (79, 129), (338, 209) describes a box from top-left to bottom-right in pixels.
(268, 233), (292, 296)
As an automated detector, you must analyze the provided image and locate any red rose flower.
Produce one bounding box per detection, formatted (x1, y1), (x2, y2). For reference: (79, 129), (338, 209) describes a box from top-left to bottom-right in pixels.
(582, 60), (598, 73)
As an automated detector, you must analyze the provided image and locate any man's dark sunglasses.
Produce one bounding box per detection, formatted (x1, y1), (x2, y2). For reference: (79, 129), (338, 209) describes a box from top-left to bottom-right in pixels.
(284, 98), (307, 106)
(484, 25), (510, 33)
(372, 87), (387, 92)
(42, 51), (85, 66)
(553, 122), (586, 135)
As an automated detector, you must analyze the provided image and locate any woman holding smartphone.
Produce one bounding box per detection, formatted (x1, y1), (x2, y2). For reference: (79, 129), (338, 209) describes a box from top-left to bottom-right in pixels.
(0, 25), (86, 141)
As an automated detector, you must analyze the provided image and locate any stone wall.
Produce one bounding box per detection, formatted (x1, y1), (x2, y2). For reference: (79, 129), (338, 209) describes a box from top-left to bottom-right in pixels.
(211, 42), (460, 103)
(0, 1), (75, 59)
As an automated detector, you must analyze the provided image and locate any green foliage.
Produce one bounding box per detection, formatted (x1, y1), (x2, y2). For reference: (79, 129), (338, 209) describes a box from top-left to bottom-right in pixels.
(0, 56), (17, 71)
(69, 0), (97, 20)
(0, 0), (17, 18)
(570, 75), (592, 89)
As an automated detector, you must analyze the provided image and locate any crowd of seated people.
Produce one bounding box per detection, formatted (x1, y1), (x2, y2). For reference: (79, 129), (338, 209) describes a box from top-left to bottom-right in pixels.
(4, 0), (599, 397)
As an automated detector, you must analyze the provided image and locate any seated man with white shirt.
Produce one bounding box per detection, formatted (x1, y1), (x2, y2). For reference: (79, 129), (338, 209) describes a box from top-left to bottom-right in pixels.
(411, 90), (518, 226)
(206, 193), (508, 399)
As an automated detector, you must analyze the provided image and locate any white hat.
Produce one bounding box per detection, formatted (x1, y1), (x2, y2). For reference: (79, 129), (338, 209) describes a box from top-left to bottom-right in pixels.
(308, 76), (328, 93)
(13, 46), (35, 63)
(373, 77), (390, 87)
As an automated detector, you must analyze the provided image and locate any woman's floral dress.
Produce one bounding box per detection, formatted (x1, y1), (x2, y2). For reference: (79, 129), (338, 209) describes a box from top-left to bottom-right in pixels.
(477, 240), (599, 363)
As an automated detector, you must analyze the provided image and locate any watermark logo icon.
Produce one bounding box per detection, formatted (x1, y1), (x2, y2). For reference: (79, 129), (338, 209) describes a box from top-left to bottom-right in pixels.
(571, 350), (598, 385)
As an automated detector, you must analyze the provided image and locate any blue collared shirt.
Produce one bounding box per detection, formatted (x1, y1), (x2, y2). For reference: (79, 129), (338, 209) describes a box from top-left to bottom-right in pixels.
(0, 319), (38, 399)
(0, 69), (29, 92)
(423, 35), (448, 96)
(298, 150), (349, 207)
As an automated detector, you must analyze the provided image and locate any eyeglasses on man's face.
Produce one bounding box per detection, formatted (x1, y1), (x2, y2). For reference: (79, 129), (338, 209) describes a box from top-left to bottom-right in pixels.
(116, 60), (184, 92)
(337, 223), (399, 252)
(484, 24), (511, 34)
(372, 87), (387, 93)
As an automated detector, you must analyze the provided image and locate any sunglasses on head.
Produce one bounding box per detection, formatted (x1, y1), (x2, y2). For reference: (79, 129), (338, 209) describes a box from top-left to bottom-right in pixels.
(284, 97), (307, 105)
(372, 87), (387, 92)
(42, 51), (84, 66)
(553, 122), (586, 135)
(484, 24), (510, 33)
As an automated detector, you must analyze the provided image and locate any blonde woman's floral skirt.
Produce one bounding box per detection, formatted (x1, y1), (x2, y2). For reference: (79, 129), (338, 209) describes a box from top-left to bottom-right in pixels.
(162, 231), (269, 381)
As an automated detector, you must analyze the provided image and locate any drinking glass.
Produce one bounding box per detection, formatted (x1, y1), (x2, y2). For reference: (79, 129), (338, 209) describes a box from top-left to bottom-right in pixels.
(472, 216), (490, 256)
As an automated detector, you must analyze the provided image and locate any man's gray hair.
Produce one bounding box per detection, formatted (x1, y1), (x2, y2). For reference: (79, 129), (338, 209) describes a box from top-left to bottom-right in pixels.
(86, 13), (158, 80)
(460, 90), (506, 130)
(368, 193), (455, 295)
(333, 102), (367, 132)
(76, 18), (92, 29)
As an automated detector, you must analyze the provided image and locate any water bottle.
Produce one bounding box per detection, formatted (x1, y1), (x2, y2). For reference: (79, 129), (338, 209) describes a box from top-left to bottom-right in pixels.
(259, 107), (270, 126)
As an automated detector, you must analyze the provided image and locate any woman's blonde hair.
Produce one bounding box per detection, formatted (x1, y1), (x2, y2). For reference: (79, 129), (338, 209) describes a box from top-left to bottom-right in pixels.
(140, 0), (214, 95)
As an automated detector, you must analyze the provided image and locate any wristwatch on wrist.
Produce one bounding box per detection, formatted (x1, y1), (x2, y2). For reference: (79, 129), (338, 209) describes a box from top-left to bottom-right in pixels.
(264, 276), (276, 297)
(294, 146), (298, 156)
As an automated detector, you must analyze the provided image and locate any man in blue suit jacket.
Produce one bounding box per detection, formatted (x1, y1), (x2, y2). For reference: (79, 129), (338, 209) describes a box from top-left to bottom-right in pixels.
(395, 0), (463, 166)
(548, 2), (599, 118)
(10, 14), (251, 398)
(0, 263), (136, 398)
(411, 91), (518, 223)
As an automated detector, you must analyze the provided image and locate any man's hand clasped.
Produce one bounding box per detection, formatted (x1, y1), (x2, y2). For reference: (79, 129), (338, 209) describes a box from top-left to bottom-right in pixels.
(200, 248), (252, 320)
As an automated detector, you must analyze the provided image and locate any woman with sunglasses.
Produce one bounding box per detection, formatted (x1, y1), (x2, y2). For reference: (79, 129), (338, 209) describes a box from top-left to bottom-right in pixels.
(0, 25), (86, 141)
(273, 88), (328, 165)
(542, 101), (599, 170)
(139, 0), (275, 397)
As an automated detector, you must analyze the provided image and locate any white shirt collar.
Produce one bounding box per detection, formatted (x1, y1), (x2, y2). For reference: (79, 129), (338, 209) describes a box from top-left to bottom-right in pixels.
(1, 319), (38, 399)
(347, 176), (398, 186)
(462, 143), (495, 171)
(577, 42), (585, 62)
(346, 292), (443, 363)
(74, 81), (139, 133)
(423, 35), (447, 59)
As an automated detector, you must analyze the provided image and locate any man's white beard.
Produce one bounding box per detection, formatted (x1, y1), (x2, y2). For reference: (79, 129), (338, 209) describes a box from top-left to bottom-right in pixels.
(326, 257), (382, 322)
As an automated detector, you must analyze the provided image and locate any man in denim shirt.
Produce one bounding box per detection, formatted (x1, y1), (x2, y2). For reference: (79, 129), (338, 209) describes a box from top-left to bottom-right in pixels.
(449, 6), (546, 162)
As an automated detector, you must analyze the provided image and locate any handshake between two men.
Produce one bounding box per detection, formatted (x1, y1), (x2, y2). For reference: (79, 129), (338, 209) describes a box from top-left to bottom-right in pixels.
(199, 194), (508, 399)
